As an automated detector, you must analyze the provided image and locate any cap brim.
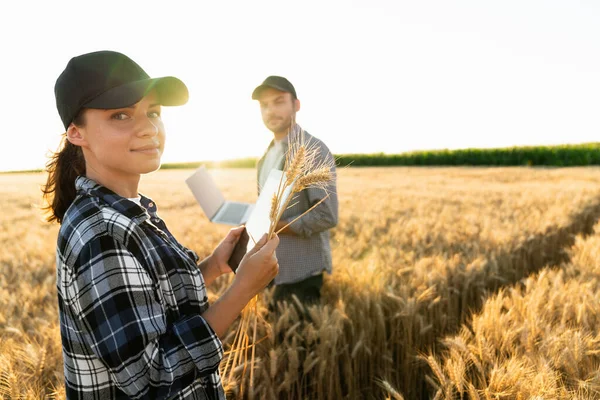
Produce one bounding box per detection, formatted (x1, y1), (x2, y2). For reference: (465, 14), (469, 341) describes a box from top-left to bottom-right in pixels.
(251, 83), (290, 100)
(84, 76), (189, 109)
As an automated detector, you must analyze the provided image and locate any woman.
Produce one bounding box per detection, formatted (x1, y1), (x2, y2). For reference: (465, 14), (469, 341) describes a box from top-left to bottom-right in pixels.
(43, 50), (278, 399)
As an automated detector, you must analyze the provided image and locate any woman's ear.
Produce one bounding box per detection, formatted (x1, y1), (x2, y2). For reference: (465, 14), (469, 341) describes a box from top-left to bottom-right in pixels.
(66, 124), (87, 147)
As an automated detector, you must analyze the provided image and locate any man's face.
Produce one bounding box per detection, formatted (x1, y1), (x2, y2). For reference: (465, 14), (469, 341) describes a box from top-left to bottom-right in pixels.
(257, 88), (300, 135)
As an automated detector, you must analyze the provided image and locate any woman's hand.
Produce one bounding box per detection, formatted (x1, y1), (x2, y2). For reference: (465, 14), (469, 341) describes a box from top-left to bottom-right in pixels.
(202, 234), (279, 338)
(232, 234), (280, 300)
(211, 226), (246, 275)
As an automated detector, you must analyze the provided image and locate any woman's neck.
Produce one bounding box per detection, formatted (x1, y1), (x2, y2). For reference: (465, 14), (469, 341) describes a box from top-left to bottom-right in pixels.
(85, 164), (140, 198)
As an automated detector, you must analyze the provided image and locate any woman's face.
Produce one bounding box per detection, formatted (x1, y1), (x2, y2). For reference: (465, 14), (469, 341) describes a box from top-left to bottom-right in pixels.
(73, 92), (165, 180)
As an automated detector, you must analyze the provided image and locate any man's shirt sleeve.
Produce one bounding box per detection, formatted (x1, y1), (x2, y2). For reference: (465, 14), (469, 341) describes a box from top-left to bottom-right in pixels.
(284, 144), (339, 238)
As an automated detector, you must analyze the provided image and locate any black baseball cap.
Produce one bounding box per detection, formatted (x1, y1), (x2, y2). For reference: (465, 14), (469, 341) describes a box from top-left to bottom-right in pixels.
(251, 76), (297, 100)
(55, 50), (189, 129)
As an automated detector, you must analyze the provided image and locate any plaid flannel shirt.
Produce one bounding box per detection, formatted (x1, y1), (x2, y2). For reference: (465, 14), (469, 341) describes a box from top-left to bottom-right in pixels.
(56, 176), (225, 399)
(257, 127), (339, 285)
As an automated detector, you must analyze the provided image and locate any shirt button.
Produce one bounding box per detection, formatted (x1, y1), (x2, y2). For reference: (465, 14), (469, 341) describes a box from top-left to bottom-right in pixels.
(153, 218), (160, 223)
(148, 202), (154, 208)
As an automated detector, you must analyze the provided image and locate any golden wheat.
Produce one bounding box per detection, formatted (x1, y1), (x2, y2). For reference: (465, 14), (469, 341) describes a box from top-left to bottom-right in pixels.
(225, 126), (335, 393)
(426, 221), (600, 399)
(2, 167), (600, 398)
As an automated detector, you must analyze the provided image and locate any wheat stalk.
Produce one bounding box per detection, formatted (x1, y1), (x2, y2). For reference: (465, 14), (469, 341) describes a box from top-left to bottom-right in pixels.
(223, 122), (334, 392)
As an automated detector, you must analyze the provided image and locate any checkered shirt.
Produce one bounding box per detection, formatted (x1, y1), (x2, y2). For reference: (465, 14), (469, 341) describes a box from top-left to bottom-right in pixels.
(56, 176), (225, 399)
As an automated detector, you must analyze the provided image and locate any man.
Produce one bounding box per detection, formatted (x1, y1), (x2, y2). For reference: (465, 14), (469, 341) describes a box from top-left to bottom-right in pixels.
(251, 76), (338, 308)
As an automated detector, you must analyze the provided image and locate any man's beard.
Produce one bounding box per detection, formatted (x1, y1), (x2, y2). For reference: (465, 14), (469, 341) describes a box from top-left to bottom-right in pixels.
(267, 117), (293, 135)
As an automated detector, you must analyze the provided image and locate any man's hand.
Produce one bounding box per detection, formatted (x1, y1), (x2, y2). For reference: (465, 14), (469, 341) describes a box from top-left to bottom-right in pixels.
(275, 220), (296, 236)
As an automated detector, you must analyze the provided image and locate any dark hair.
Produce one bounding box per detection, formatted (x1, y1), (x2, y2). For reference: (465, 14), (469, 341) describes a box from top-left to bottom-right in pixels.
(42, 112), (86, 224)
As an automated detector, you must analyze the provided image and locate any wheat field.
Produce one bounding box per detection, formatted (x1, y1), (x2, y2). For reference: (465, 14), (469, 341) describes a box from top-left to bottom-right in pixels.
(1, 167), (600, 399)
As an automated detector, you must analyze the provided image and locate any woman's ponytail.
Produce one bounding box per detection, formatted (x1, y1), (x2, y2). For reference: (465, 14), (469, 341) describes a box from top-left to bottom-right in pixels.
(42, 115), (86, 224)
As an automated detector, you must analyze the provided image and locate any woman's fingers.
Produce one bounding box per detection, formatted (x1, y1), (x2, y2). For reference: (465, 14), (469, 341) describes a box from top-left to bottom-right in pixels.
(225, 226), (245, 244)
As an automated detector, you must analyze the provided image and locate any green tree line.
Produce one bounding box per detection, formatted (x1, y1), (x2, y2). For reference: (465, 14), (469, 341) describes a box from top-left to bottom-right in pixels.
(161, 143), (600, 169)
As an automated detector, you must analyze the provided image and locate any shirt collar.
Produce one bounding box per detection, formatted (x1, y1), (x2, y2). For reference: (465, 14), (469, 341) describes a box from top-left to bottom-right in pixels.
(267, 123), (302, 150)
(75, 176), (159, 224)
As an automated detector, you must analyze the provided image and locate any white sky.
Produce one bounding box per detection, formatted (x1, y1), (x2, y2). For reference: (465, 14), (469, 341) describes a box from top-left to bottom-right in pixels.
(1, 0), (599, 172)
